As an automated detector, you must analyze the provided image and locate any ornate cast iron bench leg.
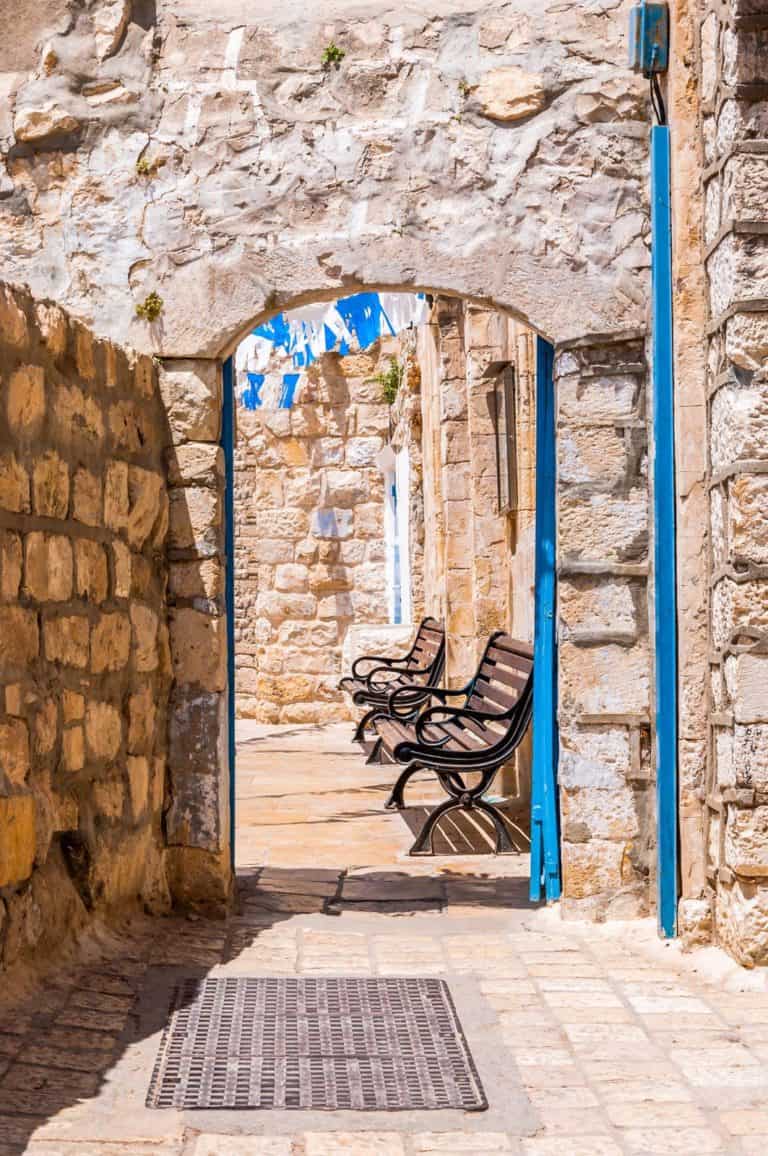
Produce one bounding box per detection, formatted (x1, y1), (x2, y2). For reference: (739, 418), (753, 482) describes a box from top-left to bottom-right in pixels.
(385, 762), (423, 810)
(408, 768), (514, 856)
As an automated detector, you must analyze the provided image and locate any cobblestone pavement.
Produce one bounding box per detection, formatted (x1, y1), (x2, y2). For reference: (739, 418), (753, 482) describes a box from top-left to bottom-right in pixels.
(2, 725), (768, 1155)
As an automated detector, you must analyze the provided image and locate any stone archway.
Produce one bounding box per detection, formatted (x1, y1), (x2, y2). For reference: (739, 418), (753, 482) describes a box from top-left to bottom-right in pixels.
(160, 276), (653, 920)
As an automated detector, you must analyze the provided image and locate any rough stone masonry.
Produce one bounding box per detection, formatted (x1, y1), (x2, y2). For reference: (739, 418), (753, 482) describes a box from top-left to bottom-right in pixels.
(0, 281), (171, 970)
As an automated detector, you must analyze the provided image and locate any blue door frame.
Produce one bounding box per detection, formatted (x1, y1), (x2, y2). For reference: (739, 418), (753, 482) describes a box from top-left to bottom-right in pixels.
(651, 125), (679, 938)
(222, 356), (237, 869)
(530, 337), (562, 903)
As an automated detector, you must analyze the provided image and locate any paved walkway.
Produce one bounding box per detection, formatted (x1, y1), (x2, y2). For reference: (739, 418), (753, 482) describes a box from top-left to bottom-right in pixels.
(1, 724), (768, 1155)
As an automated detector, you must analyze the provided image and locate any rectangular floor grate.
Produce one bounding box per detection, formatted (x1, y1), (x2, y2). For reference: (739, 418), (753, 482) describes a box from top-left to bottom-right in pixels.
(147, 976), (487, 1111)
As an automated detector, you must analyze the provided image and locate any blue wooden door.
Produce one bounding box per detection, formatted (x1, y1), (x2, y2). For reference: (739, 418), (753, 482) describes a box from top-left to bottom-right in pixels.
(529, 338), (562, 902)
(222, 357), (237, 868)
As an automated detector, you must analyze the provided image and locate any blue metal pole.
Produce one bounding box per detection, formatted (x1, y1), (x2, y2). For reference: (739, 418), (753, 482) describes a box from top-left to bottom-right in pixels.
(530, 337), (561, 903)
(222, 357), (237, 871)
(651, 125), (679, 938)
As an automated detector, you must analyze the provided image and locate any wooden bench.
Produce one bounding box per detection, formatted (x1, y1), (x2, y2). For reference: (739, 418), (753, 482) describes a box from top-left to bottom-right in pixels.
(339, 617), (446, 743)
(369, 632), (534, 855)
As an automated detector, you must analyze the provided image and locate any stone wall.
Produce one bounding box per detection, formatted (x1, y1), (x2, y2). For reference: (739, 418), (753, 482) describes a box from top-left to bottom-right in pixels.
(233, 347), (390, 723)
(556, 336), (653, 920)
(409, 297), (536, 802)
(0, 281), (171, 971)
(0, 2), (649, 357)
(699, 0), (768, 965)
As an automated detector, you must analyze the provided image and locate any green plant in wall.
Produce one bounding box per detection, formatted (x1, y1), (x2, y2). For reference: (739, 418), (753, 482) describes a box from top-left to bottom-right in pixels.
(135, 292), (164, 322)
(458, 78), (472, 98)
(136, 155), (162, 178)
(322, 42), (346, 69)
(376, 357), (404, 405)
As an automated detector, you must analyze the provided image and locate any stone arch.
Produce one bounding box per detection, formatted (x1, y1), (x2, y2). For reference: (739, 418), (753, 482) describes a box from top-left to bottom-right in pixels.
(147, 233), (648, 363)
(162, 275), (653, 919)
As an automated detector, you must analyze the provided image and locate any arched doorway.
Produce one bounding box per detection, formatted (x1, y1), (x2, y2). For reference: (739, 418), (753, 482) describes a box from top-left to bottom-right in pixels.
(160, 277), (653, 925)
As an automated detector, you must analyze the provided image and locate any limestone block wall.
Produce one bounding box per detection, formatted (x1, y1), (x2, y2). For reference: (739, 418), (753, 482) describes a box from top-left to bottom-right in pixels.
(410, 297), (535, 802)
(0, 281), (171, 971)
(0, 2), (649, 358)
(233, 348), (390, 723)
(699, 0), (768, 965)
(556, 337), (653, 920)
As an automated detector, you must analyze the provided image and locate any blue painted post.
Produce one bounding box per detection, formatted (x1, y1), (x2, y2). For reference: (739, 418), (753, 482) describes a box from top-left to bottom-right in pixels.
(222, 357), (237, 870)
(651, 125), (679, 938)
(530, 338), (561, 904)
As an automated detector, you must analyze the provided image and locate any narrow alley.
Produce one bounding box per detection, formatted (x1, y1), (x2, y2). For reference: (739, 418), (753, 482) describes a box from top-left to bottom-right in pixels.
(2, 725), (768, 1155)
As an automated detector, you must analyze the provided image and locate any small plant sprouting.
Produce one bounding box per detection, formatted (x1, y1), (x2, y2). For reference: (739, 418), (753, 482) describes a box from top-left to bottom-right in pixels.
(322, 42), (346, 70)
(136, 155), (162, 178)
(135, 292), (164, 322)
(375, 357), (404, 405)
(458, 78), (471, 99)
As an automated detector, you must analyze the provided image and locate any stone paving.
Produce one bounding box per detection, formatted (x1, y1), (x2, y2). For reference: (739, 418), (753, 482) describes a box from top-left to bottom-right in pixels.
(2, 724), (768, 1155)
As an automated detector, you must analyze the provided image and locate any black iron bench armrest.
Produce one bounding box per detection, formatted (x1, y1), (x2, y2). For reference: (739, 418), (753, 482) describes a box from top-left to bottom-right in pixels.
(368, 661), (440, 691)
(385, 682), (438, 718)
(414, 704), (505, 744)
(351, 653), (410, 679)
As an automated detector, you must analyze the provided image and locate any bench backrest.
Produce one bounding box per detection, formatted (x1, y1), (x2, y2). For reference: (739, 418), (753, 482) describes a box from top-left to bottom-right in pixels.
(465, 632), (534, 717)
(405, 617), (445, 684)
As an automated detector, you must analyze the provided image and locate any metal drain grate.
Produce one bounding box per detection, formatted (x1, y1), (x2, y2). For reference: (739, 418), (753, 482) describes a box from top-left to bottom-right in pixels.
(147, 977), (486, 1111)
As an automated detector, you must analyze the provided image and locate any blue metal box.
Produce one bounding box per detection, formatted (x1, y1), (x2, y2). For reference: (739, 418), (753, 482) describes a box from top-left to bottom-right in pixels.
(629, 3), (669, 74)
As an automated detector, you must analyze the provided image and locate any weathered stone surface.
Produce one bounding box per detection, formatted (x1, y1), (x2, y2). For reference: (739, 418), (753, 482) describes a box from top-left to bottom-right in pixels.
(559, 577), (640, 644)
(112, 539), (131, 597)
(127, 756), (150, 821)
(169, 689), (225, 780)
(14, 102), (81, 142)
(72, 468), (102, 526)
(559, 490), (648, 563)
(166, 768), (223, 850)
(7, 364), (45, 437)
(169, 557), (223, 600)
(0, 453), (30, 513)
(126, 467), (165, 550)
(159, 360), (221, 443)
(166, 443), (224, 487)
(23, 533), (73, 602)
(169, 485), (221, 554)
(43, 613), (89, 668)
(0, 795), (36, 888)
(0, 530), (22, 601)
(562, 784), (639, 842)
(729, 474), (768, 564)
(559, 726), (633, 791)
(90, 611), (131, 673)
(54, 384), (104, 445)
(62, 725), (85, 772)
(85, 700), (122, 761)
(32, 450), (69, 518)
(0, 605), (39, 667)
(74, 538), (109, 603)
(563, 840), (628, 899)
(727, 653), (768, 724)
(130, 603), (160, 671)
(0, 284), (28, 348)
(560, 640), (650, 719)
(474, 67), (546, 121)
(128, 685), (156, 755)
(0, 718), (30, 785)
(170, 608), (226, 691)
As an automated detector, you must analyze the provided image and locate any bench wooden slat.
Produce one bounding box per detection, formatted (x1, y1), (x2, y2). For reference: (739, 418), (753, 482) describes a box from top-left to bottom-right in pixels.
(472, 678), (521, 712)
(490, 635), (534, 659)
(486, 644), (533, 673)
(481, 663), (529, 691)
